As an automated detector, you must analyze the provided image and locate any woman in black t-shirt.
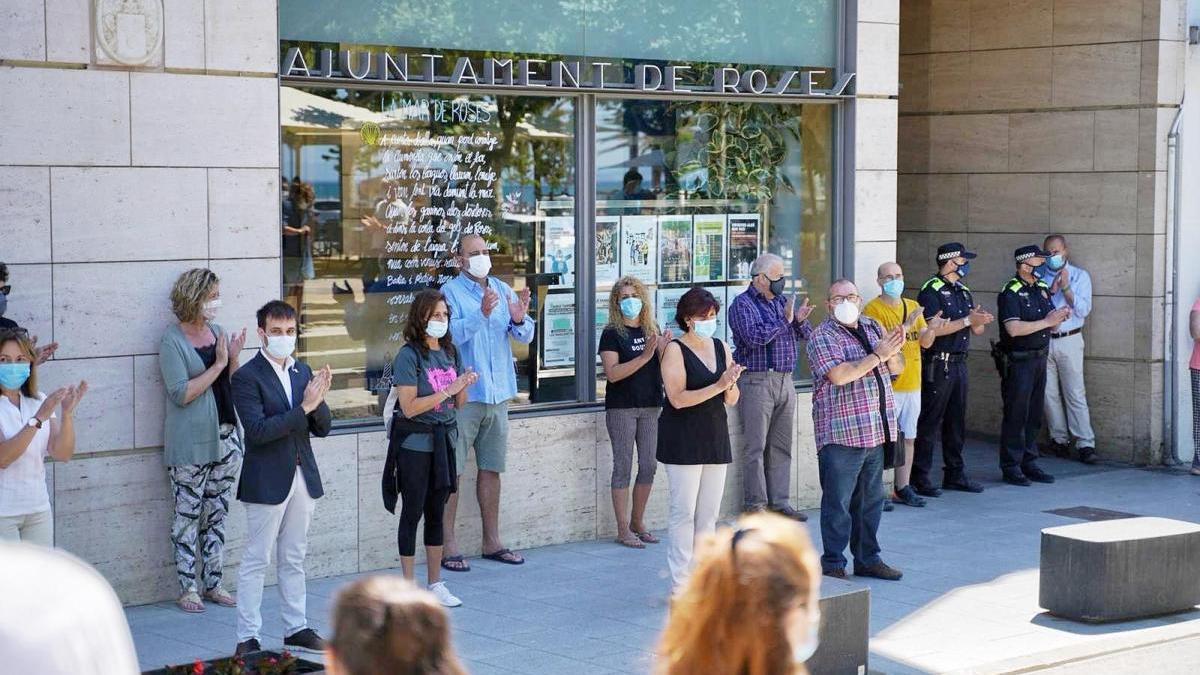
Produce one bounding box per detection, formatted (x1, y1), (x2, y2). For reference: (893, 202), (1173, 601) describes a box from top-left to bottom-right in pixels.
(599, 276), (670, 549)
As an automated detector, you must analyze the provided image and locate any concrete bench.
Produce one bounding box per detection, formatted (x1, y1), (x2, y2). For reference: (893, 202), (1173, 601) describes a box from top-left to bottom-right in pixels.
(809, 576), (870, 675)
(1040, 516), (1200, 622)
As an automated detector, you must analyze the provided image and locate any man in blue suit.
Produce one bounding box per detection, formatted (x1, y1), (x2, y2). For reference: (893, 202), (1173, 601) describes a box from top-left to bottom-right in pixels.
(231, 301), (332, 657)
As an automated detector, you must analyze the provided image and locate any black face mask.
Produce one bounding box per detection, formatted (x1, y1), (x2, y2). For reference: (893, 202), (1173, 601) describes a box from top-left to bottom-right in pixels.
(766, 276), (786, 297)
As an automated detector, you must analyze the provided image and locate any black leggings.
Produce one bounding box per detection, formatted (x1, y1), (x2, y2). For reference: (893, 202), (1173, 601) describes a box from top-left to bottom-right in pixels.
(396, 448), (451, 557)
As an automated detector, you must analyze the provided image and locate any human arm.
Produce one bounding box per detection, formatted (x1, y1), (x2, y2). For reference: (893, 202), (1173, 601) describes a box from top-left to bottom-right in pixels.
(446, 283), (488, 346)
(812, 327), (904, 387)
(1003, 307), (1071, 337)
(728, 295), (788, 347)
(304, 365), (333, 437)
(160, 331), (228, 407)
(0, 389), (67, 468)
(1191, 306), (1200, 341)
(599, 329), (659, 383)
(506, 285), (536, 344)
(1061, 267), (1092, 319)
(788, 296), (815, 340)
(918, 310), (944, 348)
(47, 382), (87, 462)
(660, 342), (737, 409)
(226, 327), (248, 375)
(232, 367), (311, 446)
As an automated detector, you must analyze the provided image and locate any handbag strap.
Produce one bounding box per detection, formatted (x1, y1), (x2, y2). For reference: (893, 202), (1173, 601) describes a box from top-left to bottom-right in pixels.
(841, 322), (893, 444)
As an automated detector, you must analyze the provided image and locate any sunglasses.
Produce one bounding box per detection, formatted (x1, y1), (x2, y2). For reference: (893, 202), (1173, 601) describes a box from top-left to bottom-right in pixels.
(0, 285), (10, 296)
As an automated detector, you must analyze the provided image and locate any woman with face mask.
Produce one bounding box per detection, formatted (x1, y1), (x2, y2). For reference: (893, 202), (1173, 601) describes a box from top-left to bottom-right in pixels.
(656, 511), (822, 675)
(657, 287), (745, 590)
(384, 289), (478, 608)
(0, 330), (86, 546)
(158, 268), (248, 613)
(600, 277), (672, 549)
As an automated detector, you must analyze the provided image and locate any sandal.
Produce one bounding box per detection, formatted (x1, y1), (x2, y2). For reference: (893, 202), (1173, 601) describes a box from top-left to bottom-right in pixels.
(177, 591), (205, 614)
(481, 548), (525, 565)
(204, 587), (237, 608)
(616, 534), (646, 549)
(631, 529), (660, 544)
(441, 555), (471, 572)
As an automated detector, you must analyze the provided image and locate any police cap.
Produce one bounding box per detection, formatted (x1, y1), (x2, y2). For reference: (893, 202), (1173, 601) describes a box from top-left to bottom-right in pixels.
(1013, 245), (1051, 264)
(936, 242), (977, 263)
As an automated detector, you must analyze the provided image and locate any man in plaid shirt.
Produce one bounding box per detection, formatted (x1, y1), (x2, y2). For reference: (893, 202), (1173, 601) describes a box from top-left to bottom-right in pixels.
(807, 279), (905, 581)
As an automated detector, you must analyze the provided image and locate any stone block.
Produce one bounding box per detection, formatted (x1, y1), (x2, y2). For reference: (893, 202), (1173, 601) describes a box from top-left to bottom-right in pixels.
(3, 264), (52, 349)
(44, 0), (90, 64)
(969, 0), (1053, 50)
(1049, 173), (1139, 235)
(928, 52), (970, 113)
(1142, 39), (1185, 106)
(1052, 0), (1143, 44)
(856, 22), (899, 97)
(1083, 360), (1135, 458)
(134, 354), (165, 449)
(1052, 43), (1142, 108)
(1039, 517), (1200, 622)
(969, 48), (1052, 111)
(859, 0), (900, 24)
(899, 174), (968, 232)
(209, 169), (283, 259)
(308, 434), (361, 578)
(1069, 234), (1137, 297)
(357, 431), (396, 571)
(1130, 293), (1164, 361)
(895, 230), (934, 285)
(929, 0), (971, 52)
(1139, 104), (1176, 172)
(854, 241), (898, 293)
(1143, 0), (1188, 41)
(897, 115), (930, 174)
(50, 168), (209, 263)
(163, 0), (206, 70)
(207, 258), (283, 350)
(1137, 171), (1168, 235)
(0, 167), (51, 264)
(1134, 232), (1166, 298)
(0, 0), (45, 60)
(855, 99), (898, 172)
(965, 352), (1004, 437)
(0, 68), (130, 166)
(131, 73), (278, 168)
(898, 54), (929, 114)
(808, 576), (871, 675)
(929, 114), (1008, 173)
(53, 260), (204, 359)
(899, 0), (930, 54)
(1009, 112), (1094, 172)
(854, 171), (898, 242)
(795, 393), (820, 509)
(38, 356), (134, 454)
(1094, 110), (1140, 171)
(205, 0), (278, 73)
(1084, 296), (1136, 361)
(968, 173), (1050, 232)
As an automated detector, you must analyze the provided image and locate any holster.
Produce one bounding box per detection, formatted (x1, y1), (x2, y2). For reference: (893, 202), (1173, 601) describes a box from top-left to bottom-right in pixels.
(989, 339), (1008, 376)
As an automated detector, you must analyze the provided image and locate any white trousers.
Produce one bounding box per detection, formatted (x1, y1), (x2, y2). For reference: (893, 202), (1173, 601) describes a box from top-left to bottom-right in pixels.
(664, 463), (728, 590)
(0, 509), (53, 547)
(236, 469), (316, 642)
(1044, 332), (1096, 448)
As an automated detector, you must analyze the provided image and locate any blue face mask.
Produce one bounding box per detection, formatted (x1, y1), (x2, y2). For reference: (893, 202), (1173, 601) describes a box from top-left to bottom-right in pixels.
(0, 362), (31, 391)
(619, 297), (643, 319)
(955, 261), (971, 278)
(1047, 254), (1065, 270)
(692, 318), (718, 338)
(881, 279), (904, 298)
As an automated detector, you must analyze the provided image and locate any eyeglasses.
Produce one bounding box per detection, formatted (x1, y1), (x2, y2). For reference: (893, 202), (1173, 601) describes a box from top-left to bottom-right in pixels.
(830, 294), (861, 305)
(0, 285), (10, 296)
(0, 327), (28, 339)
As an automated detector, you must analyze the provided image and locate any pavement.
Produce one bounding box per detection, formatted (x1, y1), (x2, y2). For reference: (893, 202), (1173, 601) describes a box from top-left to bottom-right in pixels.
(126, 440), (1200, 674)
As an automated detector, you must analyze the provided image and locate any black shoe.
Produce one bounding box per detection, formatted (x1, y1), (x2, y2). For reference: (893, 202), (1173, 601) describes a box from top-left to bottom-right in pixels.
(234, 638), (261, 658)
(942, 475), (984, 493)
(1002, 471), (1032, 487)
(1078, 447), (1098, 465)
(912, 483), (943, 498)
(882, 498), (895, 512)
(893, 485), (927, 507)
(1046, 441), (1071, 458)
(1022, 466), (1055, 483)
(854, 561), (903, 581)
(823, 568), (847, 579)
(768, 504), (809, 522)
(284, 628), (326, 653)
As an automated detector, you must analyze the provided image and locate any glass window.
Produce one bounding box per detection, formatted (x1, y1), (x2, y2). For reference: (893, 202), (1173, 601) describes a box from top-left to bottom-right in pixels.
(282, 87), (576, 423)
(593, 98), (834, 399)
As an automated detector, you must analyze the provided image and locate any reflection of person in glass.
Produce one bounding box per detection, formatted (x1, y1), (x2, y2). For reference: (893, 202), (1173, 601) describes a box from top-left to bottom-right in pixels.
(621, 169), (654, 201)
(283, 182), (316, 313)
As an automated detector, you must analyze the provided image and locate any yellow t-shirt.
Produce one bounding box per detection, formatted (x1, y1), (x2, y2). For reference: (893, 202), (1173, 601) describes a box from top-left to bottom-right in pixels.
(863, 296), (926, 393)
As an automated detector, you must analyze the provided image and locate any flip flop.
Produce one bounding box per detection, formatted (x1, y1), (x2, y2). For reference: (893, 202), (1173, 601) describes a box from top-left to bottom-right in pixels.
(631, 529), (660, 544)
(177, 591), (205, 614)
(440, 555), (471, 572)
(481, 548), (525, 565)
(616, 535), (646, 549)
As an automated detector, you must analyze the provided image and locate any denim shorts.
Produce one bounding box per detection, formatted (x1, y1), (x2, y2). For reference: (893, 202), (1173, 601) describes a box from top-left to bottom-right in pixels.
(455, 401), (510, 473)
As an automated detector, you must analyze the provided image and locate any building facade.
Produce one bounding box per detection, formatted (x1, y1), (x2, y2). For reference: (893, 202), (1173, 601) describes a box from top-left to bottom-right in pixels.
(0, 0), (1193, 606)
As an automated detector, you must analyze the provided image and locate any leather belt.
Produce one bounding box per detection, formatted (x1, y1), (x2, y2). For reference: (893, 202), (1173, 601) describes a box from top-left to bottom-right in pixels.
(1008, 348), (1048, 360)
(925, 352), (967, 363)
(1051, 327), (1082, 339)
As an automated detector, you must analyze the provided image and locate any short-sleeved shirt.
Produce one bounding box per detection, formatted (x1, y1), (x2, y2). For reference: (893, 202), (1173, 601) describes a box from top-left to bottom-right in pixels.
(599, 326), (663, 409)
(998, 277), (1055, 351)
(807, 317), (897, 450)
(917, 275), (974, 353)
(0, 393), (53, 517)
(863, 297), (926, 393)
(392, 344), (462, 452)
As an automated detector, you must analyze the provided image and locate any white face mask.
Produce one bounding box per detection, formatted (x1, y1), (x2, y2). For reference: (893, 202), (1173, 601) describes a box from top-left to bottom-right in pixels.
(692, 318), (718, 338)
(833, 300), (860, 325)
(466, 254), (492, 279)
(202, 299), (222, 320)
(426, 320), (449, 339)
(264, 334), (296, 361)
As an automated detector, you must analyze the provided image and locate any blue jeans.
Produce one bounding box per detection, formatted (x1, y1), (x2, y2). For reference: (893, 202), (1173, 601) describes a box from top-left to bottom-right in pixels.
(818, 443), (884, 572)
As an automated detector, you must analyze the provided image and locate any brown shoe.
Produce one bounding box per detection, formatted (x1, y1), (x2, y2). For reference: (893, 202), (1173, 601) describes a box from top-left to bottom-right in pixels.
(854, 561), (903, 581)
(823, 568), (847, 579)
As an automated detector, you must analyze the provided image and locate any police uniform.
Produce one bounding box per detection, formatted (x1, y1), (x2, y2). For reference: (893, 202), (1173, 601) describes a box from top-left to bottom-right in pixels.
(996, 246), (1058, 485)
(913, 242), (981, 494)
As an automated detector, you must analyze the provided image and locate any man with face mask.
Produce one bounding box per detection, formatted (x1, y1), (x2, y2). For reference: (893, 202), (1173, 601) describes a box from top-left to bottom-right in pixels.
(913, 243), (995, 497)
(1037, 235), (1097, 464)
(728, 253), (815, 520)
(996, 246), (1071, 486)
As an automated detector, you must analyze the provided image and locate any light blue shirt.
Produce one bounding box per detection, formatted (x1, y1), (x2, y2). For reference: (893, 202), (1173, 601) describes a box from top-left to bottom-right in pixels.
(1039, 263), (1092, 333)
(442, 273), (536, 404)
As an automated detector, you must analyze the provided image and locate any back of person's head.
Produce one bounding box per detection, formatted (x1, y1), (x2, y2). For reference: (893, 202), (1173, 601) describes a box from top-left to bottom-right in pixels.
(327, 575), (466, 675)
(0, 542), (139, 675)
(656, 512), (821, 675)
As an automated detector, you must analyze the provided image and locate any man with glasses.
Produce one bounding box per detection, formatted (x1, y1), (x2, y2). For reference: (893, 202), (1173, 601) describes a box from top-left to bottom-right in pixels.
(728, 253), (815, 520)
(0, 262), (57, 365)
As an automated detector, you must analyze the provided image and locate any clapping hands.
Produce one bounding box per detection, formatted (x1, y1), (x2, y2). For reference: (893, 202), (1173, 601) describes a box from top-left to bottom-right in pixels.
(301, 365), (332, 413)
(509, 287), (531, 324)
(448, 367), (479, 396)
(873, 327), (905, 362)
(719, 363), (747, 391)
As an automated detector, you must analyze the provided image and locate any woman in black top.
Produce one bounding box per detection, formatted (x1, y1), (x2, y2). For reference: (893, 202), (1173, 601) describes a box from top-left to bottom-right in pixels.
(599, 276), (671, 549)
(657, 287), (745, 590)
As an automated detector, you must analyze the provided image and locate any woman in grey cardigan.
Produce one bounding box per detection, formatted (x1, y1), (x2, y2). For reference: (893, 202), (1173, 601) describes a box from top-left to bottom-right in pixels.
(160, 268), (247, 613)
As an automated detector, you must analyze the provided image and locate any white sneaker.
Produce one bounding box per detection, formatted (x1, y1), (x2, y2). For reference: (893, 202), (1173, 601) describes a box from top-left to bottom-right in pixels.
(428, 581), (462, 607)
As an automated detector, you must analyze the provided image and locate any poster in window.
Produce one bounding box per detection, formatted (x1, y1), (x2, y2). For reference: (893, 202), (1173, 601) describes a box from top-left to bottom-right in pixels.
(693, 215), (727, 283)
(703, 286), (730, 342)
(542, 291), (575, 368)
(595, 291), (610, 365)
(657, 216), (693, 284)
(728, 214), (761, 281)
(620, 215), (657, 284)
(543, 216), (575, 288)
(595, 216), (620, 288)
(656, 286), (688, 333)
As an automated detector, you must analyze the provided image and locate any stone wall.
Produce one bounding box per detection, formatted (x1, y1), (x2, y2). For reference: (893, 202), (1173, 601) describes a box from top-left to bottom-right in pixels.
(896, 0), (1186, 462)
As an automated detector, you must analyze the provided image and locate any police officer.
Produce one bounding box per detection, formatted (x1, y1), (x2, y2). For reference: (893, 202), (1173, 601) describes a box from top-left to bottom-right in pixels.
(913, 243), (995, 496)
(996, 245), (1071, 486)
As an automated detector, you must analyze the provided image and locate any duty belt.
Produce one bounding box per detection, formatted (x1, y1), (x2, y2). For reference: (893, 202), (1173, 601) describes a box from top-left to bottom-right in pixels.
(1006, 347), (1048, 361)
(924, 352), (968, 363)
(1051, 327), (1082, 339)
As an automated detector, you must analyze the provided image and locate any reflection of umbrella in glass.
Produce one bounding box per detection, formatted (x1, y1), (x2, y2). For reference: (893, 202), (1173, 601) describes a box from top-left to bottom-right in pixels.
(280, 86), (390, 132)
(604, 149), (666, 169)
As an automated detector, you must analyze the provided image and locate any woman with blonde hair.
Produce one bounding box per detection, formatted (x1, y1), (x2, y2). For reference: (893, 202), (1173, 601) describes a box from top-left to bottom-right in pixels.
(326, 575), (466, 675)
(159, 268), (247, 613)
(657, 512), (823, 675)
(599, 276), (671, 548)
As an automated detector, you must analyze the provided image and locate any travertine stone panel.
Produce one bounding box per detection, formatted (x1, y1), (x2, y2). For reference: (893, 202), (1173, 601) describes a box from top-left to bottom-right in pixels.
(307, 434), (361, 578)
(795, 393), (820, 510)
(4, 264), (52, 346)
(1094, 110), (1140, 171)
(1134, 232), (1166, 298)
(51, 168), (209, 263)
(53, 260), (205, 359)
(969, 0), (1053, 50)
(357, 431), (400, 571)
(54, 451), (176, 605)
(0, 68), (130, 166)
(207, 259), (284, 350)
(1084, 296), (1136, 361)
(1137, 171), (1167, 234)
(0, 0), (45, 60)
(134, 354), (166, 449)
(928, 53), (970, 113)
(857, 22), (900, 97)
(898, 174), (969, 232)
(969, 49), (1052, 111)
(1048, 173), (1139, 234)
(965, 353), (1004, 440)
(899, 0), (931, 54)
(1053, 0), (1143, 44)
(856, 99), (899, 172)
(899, 54), (929, 113)
(1143, 0), (1188, 42)
(1142, 39), (1185, 105)
(208, 169), (282, 259)
(1009, 112), (1094, 172)
(39, 357), (134, 453)
(860, 0), (901, 24)
(968, 173), (1050, 232)
(1132, 296), (1164, 362)
(929, 0), (971, 52)
(1083, 360), (1136, 459)
(130, 73), (278, 168)
(1138, 107), (1175, 172)
(1069, 234), (1137, 297)
(898, 116), (931, 174)
(44, 0), (90, 63)
(0, 167), (51, 264)
(854, 241), (899, 293)
(929, 115), (1008, 173)
(855, 171), (898, 242)
(205, 0), (278, 73)
(163, 0), (206, 70)
(1052, 43), (1142, 108)
(896, 230), (932, 287)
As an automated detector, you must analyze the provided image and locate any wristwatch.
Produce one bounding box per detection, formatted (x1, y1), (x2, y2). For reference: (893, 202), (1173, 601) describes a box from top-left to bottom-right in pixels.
(962, 317), (971, 329)
(26, 417), (43, 430)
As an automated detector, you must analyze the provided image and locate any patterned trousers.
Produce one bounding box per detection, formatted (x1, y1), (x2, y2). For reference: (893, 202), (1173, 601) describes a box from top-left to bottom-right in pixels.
(168, 429), (243, 594)
(1192, 370), (1200, 468)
